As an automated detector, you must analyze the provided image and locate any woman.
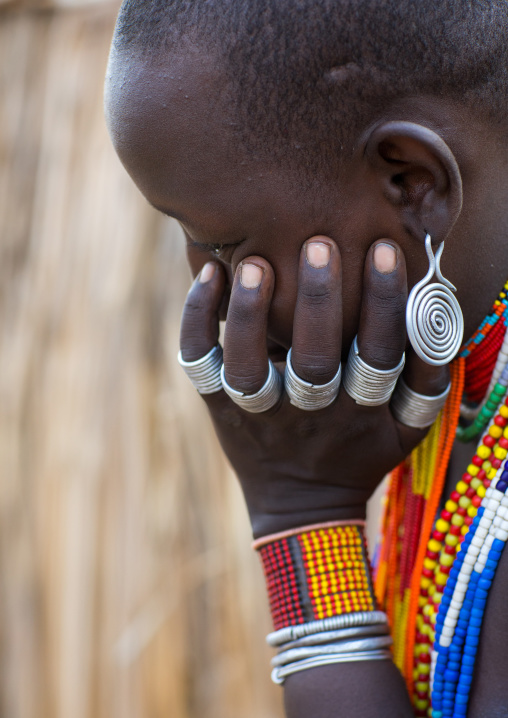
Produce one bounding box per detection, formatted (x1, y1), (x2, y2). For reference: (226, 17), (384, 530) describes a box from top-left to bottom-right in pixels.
(105, 1), (508, 714)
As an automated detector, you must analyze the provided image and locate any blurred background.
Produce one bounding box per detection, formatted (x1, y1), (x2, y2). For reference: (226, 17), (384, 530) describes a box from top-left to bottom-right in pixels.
(0, 1), (283, 716)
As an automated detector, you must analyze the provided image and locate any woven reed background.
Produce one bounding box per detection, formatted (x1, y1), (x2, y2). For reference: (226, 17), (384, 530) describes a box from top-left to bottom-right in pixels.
(0, 2), (283, 717)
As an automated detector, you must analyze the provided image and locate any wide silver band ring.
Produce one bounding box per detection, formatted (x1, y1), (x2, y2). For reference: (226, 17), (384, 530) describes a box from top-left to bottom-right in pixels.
(391, 377), (451, 428)
(284, 348), (341, 411)
(220, 359), (283, 413)
(177, 345), (223, 394)
(343, 337), (405, 406)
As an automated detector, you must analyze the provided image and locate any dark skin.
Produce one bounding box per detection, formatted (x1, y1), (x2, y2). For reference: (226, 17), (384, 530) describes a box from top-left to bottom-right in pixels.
(105, 45), (508, 717)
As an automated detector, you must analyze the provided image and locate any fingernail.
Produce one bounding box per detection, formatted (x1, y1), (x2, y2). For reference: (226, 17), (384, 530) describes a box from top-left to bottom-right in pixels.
(199, 262), (216, 283)
(306, 241), (331, 268)
(374, 243), (397, 274)
(240, 263), (263, 289)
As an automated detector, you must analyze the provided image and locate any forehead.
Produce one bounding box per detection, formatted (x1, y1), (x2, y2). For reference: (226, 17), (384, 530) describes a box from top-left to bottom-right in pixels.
(105, 48), (342, 237)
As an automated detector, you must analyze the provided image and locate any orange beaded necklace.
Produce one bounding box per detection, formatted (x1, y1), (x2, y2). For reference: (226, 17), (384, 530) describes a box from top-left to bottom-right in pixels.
(373, 279), (508, 715)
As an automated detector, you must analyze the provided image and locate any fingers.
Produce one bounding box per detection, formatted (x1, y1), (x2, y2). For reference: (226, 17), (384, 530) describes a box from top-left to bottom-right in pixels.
(357, 241), (407, 370)
(222, 258), (276, 394)
(402, 352), (451, 397)
(180, 261), (226, 362)
(357, 241), (449, 397)
(291, 237), (342, 384)
(392, 351), (451, 447)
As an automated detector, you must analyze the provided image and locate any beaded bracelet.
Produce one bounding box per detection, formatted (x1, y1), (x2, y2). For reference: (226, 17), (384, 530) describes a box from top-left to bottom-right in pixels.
(255, 522), (377, 630)
(255, 522), (391, 684)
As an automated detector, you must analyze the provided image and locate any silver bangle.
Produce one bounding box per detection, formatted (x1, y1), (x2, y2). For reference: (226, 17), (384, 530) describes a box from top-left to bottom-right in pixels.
(279, 623), (390, 651)
(177, 345), (223, 394)
(272, 635), (393, 667)
(220, 359), (283, 413)
(266, 611), (389, 647)
(343, 337), (405, 406)
(391, 377), (451, 429)
(284, 348), (342, 411)
(271, 649), (392, 685)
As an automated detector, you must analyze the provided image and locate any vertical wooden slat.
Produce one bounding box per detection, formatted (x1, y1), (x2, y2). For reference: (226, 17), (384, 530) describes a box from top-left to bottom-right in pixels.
(0, 4), (284, 718)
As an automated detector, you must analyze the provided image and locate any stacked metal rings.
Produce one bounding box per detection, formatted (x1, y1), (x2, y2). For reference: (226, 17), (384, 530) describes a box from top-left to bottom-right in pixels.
(343, 337), (405, 406)
(285, 348), (342, 411)
(220, 360), (284, 413)
(177, 345), (224, 394)
(177, 339), (448, 430)
(391, 377), (451, 429)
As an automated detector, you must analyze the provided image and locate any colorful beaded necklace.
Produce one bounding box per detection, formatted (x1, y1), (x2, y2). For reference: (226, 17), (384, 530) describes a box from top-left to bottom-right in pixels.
(374, 277), (508, 716)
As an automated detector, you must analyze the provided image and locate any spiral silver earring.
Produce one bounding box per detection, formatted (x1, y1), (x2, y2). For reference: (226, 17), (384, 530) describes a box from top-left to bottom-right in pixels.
(406, 234), (464, 366)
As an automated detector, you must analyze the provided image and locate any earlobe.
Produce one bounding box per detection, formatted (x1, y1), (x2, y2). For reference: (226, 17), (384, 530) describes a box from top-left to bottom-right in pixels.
(364, 121), (463, 243)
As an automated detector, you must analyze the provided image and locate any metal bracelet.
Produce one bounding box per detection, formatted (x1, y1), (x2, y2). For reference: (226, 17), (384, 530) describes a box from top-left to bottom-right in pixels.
(177, 344), (223, 394)
(391, 377), (451, 429)
(278, 623), (390, 651)
(220, 359), (283, 413)
(266, 611), (389, 647)
(343, 336), (405, 406)
(284, 348), (342, 411)
(272, 635), (393, 667)
(271, 649), (392, 685)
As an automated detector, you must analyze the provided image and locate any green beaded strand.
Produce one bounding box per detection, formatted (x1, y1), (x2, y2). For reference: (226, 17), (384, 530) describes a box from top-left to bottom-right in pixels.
(457, 381), (508, 442)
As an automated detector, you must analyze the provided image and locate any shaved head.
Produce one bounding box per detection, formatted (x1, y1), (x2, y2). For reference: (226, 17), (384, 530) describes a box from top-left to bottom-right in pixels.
(111, 0), (508, 175)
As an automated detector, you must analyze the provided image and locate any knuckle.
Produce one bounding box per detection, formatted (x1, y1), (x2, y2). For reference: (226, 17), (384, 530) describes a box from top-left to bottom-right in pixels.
(184, 290), (209, 315)
(292, 350), (339, 383)
(295, 416), (320, 439)
(360, 338), (404, 369)
(365, 302), (406, 336)
(368, 286), (406, 307)
(299, 284), (333, 306)
(180, 339), (210, 362)
(228, 292), (265, 321)
(214, 404), (244, 428)
(224, 365), (268, 395)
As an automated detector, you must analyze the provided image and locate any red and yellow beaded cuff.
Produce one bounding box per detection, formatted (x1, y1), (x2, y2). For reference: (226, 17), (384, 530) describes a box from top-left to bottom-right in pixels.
(254, 522), (376, 630)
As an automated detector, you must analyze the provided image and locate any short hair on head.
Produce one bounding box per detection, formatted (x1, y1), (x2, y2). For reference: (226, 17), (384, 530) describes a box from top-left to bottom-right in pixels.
(113, 0), (508, 177)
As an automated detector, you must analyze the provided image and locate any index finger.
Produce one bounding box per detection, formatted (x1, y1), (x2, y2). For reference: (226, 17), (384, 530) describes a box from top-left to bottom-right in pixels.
(180, 261), (226, 362)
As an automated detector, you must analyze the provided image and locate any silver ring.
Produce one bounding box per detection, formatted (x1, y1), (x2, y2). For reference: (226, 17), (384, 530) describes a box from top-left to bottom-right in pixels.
(284, 348), (341, 411)
(391, 377), (451, 428)
(220, 360), (283, 413)
(343, 337), (405, 406)
(177, 345), (223, 394)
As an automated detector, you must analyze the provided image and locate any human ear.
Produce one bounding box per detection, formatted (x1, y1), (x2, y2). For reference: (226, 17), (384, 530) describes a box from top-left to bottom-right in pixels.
(364, 121), (463, 244)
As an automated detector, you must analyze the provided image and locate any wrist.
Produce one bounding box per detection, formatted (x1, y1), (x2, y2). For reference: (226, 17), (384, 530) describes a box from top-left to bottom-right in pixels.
(253, 521), (391, 686)
(250, 503), (368, 540)
(245, 483), (369, 539)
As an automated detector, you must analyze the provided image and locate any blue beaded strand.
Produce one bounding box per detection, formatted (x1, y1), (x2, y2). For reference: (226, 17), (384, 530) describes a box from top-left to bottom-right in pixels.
(430, 464), (508, 718)
(431, 508), (483, 717)
(459, 295), (508, 358)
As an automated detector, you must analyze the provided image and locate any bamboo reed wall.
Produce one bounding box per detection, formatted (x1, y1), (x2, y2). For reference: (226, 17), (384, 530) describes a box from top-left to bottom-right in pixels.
(0, 3), (283, 717)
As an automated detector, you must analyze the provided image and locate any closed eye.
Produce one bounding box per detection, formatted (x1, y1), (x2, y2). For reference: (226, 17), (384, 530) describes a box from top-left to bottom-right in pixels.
(188, 239), (224, 254)
(187, 238), (244, 261)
